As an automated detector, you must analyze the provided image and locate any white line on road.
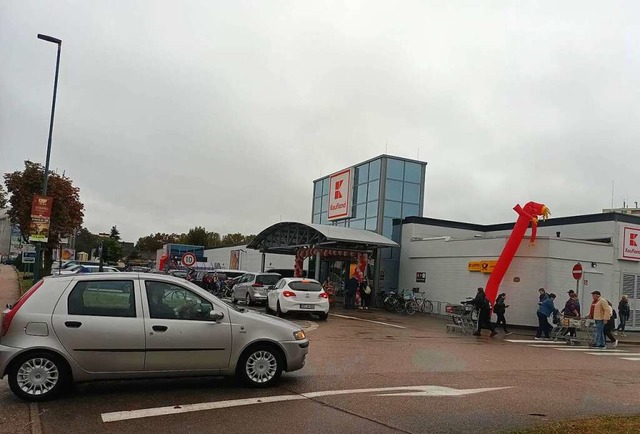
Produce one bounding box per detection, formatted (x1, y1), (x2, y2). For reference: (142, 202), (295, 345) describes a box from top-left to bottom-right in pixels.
(528, 345), (573, 348)
(620, 358), (640, 361)
(330, 314), (406, 329)
(553, 348), (627, 352)
(101, 385), (509, 423)
(505, 339), (561, 344)
(585, 352), (640, 356)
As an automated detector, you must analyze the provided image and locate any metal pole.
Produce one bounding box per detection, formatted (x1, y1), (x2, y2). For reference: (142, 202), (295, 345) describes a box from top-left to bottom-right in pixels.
(33, 35), (62, 282)
(315, 250), (321, 281)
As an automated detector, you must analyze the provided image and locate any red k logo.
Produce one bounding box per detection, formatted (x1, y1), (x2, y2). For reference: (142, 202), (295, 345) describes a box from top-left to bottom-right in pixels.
(334, 180), (343, 199)
(630, 233), (638, 247)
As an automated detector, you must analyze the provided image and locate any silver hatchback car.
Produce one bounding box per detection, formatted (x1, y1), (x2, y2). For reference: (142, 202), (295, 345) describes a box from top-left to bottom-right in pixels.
(0, 273), (309, 401)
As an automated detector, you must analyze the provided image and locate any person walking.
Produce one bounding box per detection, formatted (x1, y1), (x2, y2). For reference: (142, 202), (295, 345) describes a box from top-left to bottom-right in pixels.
(473, 288), (497, 337)
(604, 300), (619, 348)
(359, 278), (372, 310)
(616, 295), (630, 336)
(535, 293), (557, 340)
(494, 293), (512, 335)
(345, 276), (359, 310)
(562, 290), (581, 338)
(588, 291), (611, 349)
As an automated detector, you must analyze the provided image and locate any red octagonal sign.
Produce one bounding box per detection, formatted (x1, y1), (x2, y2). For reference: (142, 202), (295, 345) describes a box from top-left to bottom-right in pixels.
(572, 263), (583, 280)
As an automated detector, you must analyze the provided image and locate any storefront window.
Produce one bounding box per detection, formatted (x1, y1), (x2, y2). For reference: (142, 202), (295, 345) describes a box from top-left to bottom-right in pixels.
(383, 217), (393, 238)
(404, 162), (422, 183)
(369, 159), (381, 181)
(402, 182), (420, 204)
(356, 184), (367, 204)
(384, 200), (402, 218)
(313, 197), (322, 214)
(367, 180), (379, 202)
(322, 178), (329, 195)
(321, 195), (328, 213)
(387, 159), (404, 181)
(314, 181), (323, 198)
(366, 201), (378, 219)
(355, 203), (366, 219)
(313, 213), (320, 224)
(356, 163), (369, 185)
(402, 203), (420, 218)
(320, 212), (328, 224)
(385, 179), (403, 201)
(366, 218), (377, 231)
(350, 219), (365, 229)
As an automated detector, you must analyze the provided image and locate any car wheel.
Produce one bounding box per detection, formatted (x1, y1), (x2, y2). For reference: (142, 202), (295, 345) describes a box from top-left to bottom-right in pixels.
(276, 301), (285, 318)
(237, 345), (283, 387)
(8, 352), (69, 402)
(318, 312), (329, 321)
(245, 293), (253, 307)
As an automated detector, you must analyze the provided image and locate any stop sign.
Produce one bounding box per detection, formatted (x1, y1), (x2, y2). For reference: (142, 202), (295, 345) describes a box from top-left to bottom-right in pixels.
(572, 263), (583, 280)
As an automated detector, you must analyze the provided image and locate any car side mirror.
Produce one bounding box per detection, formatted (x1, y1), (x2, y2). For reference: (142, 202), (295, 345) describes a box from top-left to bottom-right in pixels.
(209, 310), (224, 321)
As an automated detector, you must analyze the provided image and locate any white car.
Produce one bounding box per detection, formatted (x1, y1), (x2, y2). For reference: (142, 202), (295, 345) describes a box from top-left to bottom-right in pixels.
(266, 278), (329, 320)
(55, 265), (120, 275)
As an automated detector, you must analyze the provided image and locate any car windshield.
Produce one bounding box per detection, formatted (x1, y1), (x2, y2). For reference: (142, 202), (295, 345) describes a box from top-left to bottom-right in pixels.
(289, 281), (322, 292)
(256, 275), (281, 285)
(66, 265), (84, 271)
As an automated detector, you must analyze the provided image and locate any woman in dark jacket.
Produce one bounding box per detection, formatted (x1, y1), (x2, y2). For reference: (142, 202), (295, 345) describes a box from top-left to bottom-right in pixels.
(617, 295), (630, 336)
(472, 288), (497, 337)
(494, 293), (512, 335)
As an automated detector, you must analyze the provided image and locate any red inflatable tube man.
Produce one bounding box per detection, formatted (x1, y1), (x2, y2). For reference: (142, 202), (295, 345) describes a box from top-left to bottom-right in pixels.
(484, 202), (550, 306)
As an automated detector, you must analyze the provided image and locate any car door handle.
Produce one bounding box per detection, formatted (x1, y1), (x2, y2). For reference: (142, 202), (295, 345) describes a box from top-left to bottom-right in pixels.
(152, 325), (168, 332)
(65, 321), (82, 328)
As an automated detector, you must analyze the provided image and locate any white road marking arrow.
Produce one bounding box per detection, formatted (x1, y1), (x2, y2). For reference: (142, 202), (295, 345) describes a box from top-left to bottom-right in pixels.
(101, 385), (510, 423)
(376, 386), (510, 397)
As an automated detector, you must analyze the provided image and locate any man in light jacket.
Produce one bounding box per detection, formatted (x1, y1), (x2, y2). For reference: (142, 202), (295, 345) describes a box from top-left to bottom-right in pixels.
(588, 290), (612, 349)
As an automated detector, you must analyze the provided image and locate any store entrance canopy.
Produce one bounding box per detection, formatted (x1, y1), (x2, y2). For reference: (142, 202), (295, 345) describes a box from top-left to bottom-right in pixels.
(247, 222), (398, 254)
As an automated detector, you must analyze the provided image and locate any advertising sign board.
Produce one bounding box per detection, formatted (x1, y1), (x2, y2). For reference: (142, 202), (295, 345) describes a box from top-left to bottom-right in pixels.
(328, 168), (354, 221)
(28, 195), (53, 243)
(620, 226), (640, 261)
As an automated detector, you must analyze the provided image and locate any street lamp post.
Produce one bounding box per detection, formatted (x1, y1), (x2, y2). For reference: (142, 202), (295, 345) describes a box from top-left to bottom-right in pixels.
(33, 34), (62, 282)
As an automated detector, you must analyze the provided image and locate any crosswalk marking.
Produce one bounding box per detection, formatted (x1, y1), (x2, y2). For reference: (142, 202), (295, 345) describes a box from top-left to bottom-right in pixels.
(620, 358), (640, 361)
(505, 339), (560, 344)
(554, 348), (626, 352)
(505, 339), (640, 362)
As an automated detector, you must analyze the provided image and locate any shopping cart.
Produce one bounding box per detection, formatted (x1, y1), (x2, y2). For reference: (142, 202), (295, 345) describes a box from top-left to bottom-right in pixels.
(551, 315), (595, 346)
(446, 298), (478, 334)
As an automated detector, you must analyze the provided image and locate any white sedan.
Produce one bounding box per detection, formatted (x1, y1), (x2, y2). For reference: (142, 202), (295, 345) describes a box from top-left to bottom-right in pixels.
(266, 278), (329, 320)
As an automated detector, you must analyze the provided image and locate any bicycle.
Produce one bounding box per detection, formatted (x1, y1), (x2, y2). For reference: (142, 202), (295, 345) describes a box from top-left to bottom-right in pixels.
(383, 291), (404, 312)
(374, 290), (388, 308)
(405, 292), (434, 315)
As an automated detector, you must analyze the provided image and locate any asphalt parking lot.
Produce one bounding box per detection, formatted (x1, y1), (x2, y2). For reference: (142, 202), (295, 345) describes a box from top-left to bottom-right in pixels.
(2, 304), (640, 434)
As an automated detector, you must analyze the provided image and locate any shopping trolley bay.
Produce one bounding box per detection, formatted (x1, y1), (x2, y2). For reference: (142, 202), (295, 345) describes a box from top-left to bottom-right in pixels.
(5, 306), (640, 434)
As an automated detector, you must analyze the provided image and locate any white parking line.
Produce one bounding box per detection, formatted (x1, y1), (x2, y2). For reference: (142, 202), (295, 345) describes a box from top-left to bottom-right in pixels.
(620, 358), (640, 361)
(330, 314), (406, 329)
(553, 348), (626, 352)
(528, 345), (572, 348)
(586, 352), (640, 356)
(505, 339), (559, 344)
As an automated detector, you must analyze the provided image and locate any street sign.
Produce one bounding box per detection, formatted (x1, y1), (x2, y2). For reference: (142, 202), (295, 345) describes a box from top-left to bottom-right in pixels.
(181, 252), (197, 267)
(572, 263), (583, 280)
(22, 251), (36, 264)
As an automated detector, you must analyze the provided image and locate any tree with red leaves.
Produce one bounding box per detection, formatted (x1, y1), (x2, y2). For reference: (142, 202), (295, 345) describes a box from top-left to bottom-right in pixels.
(4, 161), (84, 275)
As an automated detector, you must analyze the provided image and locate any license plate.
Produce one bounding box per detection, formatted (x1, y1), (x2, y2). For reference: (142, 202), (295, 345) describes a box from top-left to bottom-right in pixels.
(300, 304), (315, 309)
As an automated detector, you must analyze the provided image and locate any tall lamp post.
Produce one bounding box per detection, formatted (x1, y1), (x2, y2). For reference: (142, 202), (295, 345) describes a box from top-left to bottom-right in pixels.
(33, 34), (62, 282)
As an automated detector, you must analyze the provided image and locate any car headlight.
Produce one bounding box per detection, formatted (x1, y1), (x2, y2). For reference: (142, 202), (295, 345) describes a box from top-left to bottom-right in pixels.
(293, 330), (306, 340)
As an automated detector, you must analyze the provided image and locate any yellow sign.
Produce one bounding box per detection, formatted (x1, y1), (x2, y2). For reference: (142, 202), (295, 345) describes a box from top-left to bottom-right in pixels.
(468, 261), (482, 272)
(468, 260), (497, 274)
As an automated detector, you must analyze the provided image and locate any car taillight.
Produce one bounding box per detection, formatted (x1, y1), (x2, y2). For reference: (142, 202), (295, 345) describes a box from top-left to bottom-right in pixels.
(1, 279), (44, 337)
(252, 283), (263, 287)
(282, 290), (296, 297)
(319, 292), (328, 298)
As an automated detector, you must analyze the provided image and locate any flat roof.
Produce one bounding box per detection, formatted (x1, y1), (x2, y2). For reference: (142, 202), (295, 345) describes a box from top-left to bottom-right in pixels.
(313, 154), (428, 183)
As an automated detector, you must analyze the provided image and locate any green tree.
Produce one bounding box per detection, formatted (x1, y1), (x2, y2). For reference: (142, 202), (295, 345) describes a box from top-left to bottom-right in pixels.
(101, 237), (123, 264)
(4, 161), (84, 275)
(0, 184), (6, 208)
(109, 225), (121, 241)
(181, 226), (211, 247)
(221, 232), (246, 247)
(75, 227), (99, 256)
(135, 233), (181, 252)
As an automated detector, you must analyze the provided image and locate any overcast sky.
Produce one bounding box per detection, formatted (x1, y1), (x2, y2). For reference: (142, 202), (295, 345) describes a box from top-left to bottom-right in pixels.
(2, 1), (639, 242)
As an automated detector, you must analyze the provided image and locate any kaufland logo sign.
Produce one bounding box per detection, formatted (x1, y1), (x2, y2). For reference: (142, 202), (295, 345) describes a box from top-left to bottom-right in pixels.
(621, 226), (640, 261)
(328, 167), (353, 221)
